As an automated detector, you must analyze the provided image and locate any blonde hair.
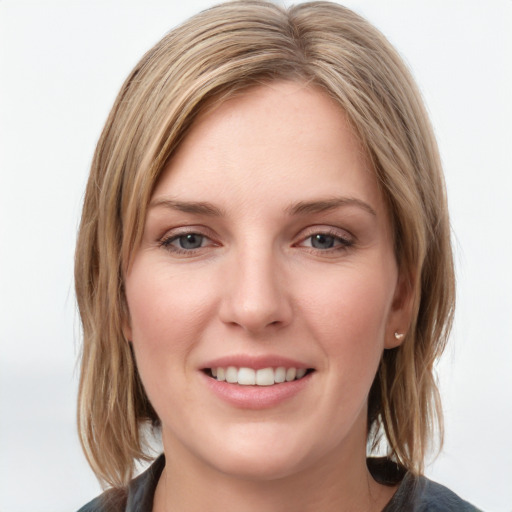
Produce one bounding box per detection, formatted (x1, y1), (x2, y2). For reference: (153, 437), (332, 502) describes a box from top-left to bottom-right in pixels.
(75, 0), (455, 488)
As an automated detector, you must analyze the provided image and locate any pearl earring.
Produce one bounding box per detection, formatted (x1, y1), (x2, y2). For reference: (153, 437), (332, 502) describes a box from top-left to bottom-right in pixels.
(394, 332), (404, 340)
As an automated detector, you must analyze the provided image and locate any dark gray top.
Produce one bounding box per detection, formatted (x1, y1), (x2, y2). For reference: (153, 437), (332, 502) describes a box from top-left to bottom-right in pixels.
(78, 455), (481, 511)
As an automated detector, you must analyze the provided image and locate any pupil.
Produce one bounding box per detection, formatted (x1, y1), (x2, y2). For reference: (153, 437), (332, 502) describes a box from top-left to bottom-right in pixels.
(312, 234), (334, 249)
(180, 234), (203, 249)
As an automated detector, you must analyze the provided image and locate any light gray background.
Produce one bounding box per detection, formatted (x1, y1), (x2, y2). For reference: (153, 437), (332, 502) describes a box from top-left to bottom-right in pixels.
(1, 1), (511, 511)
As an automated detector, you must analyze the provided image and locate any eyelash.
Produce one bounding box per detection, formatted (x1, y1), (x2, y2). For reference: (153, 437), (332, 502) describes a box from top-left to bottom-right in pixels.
(295, 228), (354, 253)
(158, 228), (354, 256)
(159, 230), (215, 255)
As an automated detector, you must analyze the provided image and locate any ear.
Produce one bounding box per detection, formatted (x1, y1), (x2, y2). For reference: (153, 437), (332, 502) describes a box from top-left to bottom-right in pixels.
(122, 320), (133, 343)
(121, 299), (133, 343)
(385, 269), (415, 349)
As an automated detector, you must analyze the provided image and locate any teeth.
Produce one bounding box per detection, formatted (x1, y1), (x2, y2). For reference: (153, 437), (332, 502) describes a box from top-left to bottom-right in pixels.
(285, 367), (296, 382)
(226, 366), (238, 383)
(238, 367), (256, 385)
(274, 367), (286, 383)
(296, 368), (307, 379)
(256, 368), (274, 386)
(210, 366), (309, 385)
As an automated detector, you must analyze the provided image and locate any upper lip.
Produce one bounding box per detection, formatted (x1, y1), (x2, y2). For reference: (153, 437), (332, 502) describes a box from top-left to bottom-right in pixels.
(201, 355), (312, 371)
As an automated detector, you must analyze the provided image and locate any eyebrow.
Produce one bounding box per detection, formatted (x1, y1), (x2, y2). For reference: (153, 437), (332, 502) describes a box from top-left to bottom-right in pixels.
(148, 196), (376, 218)
(148, 199), (224, 216)
(286, 197), (377, 217)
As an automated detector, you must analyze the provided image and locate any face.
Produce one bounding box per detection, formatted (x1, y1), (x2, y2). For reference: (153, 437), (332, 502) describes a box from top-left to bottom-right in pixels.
(124, 81), (410, 481)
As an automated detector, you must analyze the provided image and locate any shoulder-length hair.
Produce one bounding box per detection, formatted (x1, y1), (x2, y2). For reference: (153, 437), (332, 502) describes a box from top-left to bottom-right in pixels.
(75, 0), (455, 488)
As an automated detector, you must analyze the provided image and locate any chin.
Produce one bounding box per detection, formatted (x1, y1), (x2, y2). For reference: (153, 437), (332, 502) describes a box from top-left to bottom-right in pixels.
(212, 449), (309, 482)
(196, 423), (321, 482)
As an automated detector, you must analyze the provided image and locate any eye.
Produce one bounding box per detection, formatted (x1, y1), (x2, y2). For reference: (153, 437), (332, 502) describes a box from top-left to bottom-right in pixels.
(297, 229), (354, 252)
(309, 234), (338, 250)
(160, 231), (214, 254)
(172, 233), (206, 250)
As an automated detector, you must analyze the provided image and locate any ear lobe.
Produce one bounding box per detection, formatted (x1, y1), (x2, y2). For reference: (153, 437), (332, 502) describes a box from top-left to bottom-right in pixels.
(122, 322), (133, 343)
(121, 308), (133, 343)
(385, 270), (415, 349)
(120, 294), (133, 342)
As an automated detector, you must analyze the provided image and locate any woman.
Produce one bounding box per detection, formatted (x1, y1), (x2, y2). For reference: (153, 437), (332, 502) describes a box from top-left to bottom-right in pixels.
(75, 1), (479, 510)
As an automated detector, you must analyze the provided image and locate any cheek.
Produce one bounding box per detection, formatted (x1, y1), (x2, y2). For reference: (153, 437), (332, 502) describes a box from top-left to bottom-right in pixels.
(124, 261), (217, 378)
(298, 263), (395, 369)
(124, 262), (215, 418)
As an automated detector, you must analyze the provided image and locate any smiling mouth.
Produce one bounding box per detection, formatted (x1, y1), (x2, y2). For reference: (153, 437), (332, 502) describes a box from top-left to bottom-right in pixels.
(204, 367), (314, 386)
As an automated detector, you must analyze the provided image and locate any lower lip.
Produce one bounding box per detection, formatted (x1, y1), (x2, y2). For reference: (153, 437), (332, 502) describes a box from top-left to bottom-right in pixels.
(201, 371), (313, 410)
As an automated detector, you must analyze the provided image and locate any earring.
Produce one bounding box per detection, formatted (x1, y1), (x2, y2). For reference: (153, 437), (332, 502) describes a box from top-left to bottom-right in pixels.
(394, 332), (404, 340)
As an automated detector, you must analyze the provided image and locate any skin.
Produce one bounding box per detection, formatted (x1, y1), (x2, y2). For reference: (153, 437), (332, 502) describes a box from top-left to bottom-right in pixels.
(123, 81), (412, 512)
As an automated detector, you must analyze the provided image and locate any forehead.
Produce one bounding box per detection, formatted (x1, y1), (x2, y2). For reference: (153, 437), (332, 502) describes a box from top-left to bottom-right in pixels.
(152, 81), (382, 215)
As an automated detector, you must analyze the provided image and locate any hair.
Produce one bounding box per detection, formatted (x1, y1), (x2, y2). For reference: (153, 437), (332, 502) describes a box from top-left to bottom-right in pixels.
(75, 0), (455, 489)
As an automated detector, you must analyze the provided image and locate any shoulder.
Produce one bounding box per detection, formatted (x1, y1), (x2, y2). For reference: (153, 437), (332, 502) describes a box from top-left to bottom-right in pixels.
(387, 472), (482, 512)
(76, 455), (165, 512)
(76, 488), (127, 512)
(412, 476), (482, 512)
(368, 458), (481, 512)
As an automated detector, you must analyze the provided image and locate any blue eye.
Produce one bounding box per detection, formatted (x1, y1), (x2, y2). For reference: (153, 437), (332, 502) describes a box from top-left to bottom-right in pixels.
(298, 230), (353, 252)
(161, 232), (209, 253)
(310, 234), (336, 249)
(175, 233), (204, 250)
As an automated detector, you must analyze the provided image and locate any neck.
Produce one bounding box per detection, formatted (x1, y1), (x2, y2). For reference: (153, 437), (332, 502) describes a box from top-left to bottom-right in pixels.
(153, 434), (396, 512)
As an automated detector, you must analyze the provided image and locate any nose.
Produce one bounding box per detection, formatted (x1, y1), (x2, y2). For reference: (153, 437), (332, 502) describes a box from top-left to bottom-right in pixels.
(219, 247), (292, 334)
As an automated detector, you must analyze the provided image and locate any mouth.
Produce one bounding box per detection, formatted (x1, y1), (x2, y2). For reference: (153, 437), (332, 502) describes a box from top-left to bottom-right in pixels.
(203, 366), (315, 386)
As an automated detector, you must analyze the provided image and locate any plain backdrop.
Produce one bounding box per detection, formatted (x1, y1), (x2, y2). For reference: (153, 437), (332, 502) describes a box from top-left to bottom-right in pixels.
(0, 1), (511, 511)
